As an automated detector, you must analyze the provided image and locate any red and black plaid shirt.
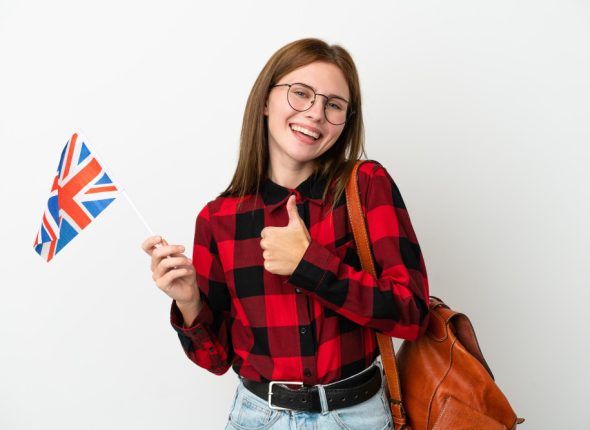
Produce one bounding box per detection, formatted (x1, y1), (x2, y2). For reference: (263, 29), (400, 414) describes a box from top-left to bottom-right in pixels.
(171, 160), (429, 385)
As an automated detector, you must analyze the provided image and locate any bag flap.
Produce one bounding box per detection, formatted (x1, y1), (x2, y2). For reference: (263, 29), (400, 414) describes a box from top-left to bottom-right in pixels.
(428, 296), (495, 379)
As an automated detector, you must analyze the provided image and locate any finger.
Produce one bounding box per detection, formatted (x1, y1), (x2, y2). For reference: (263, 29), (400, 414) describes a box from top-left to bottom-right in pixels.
(142, 235), (163, 255)
(159, 239), (186, 259)
(151, 244), (185, 271)
(153, 244), (185, 259)
(286, 195), (301, 225)
(263, 260), (274, 273)
(153, 262), (194, 282)
(261, 226), (277, 238)
(158, 256), (193, 272)
(155, 267), (193, 291)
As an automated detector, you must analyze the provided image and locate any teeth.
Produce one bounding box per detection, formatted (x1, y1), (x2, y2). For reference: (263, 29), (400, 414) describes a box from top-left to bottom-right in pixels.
(291, 125), (320, 140)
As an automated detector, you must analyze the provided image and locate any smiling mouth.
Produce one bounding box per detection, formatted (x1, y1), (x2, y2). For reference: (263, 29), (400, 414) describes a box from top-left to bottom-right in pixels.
(290, 124), (322, 141)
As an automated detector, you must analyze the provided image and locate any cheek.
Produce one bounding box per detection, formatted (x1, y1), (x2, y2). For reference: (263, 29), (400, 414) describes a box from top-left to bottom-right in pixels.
(267, 95), (292, 119)
(267, 105), (291, 132)
(267, 115), (287, 139)
(317, 127), (345, 154)
(325, 126), (345, 145)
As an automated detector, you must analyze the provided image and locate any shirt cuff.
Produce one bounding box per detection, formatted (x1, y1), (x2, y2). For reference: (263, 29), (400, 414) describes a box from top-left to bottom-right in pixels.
(170, 300), (213, 339)
(287, 240), (337, 292)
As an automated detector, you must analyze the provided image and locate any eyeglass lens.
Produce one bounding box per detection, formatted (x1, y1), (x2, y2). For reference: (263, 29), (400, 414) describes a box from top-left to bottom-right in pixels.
(287, 84), (349, 125)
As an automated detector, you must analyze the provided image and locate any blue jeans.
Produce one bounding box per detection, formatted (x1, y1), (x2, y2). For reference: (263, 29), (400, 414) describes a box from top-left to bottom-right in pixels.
(224, 361), (393, 430)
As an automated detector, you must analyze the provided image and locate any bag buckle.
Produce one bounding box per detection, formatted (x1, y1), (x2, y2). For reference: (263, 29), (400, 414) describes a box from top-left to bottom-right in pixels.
(390, 398), (407, 418)
(268, 380), (304, 411)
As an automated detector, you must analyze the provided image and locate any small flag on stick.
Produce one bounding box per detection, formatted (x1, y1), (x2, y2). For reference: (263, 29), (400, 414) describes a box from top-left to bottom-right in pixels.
(34, 132), (118, 261)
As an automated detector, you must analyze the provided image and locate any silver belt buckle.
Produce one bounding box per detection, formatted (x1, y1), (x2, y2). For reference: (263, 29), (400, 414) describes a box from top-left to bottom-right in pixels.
(268, 380), (304, 411)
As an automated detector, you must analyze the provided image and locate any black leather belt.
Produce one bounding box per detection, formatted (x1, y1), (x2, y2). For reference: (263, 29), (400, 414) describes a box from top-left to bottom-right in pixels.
(242, 365), (382, 412)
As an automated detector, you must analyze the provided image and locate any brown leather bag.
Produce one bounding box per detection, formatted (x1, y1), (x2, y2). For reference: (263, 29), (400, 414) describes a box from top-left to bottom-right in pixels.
(345, 160), (525, 430)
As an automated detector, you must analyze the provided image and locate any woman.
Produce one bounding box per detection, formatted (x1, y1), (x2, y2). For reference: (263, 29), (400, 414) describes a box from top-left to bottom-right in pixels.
(142, 38), (429, 430)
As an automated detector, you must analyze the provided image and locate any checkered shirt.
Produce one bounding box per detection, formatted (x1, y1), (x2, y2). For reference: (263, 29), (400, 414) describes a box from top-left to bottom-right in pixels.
(170, 160), (430, 385)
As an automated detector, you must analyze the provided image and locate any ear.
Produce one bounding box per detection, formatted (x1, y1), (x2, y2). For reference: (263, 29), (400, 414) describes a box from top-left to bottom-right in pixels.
(263, 98), (269, 116)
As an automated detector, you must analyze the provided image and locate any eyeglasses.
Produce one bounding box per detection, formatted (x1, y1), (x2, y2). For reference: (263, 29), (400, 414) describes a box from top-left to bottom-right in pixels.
(271, 82), (354, 125)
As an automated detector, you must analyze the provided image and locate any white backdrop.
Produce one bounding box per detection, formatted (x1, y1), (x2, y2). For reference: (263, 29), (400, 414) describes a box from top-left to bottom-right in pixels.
(1, 1), (589, 429)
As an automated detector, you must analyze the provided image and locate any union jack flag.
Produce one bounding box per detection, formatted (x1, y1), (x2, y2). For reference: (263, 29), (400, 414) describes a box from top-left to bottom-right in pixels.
(34, 132), (118, 261)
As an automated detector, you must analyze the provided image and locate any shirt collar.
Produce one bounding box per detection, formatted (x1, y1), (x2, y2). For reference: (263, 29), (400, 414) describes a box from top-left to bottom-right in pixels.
(261, 171), (329, 212)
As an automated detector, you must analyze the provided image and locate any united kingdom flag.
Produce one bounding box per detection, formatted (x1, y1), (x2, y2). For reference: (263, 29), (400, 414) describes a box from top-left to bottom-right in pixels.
(34, 132), (118, 262)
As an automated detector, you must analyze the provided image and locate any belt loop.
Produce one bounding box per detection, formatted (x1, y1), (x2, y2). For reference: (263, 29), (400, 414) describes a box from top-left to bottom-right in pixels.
(375, 356), (383, 373)
(316, 384), (330, 415)
(374, 357), (385, 389)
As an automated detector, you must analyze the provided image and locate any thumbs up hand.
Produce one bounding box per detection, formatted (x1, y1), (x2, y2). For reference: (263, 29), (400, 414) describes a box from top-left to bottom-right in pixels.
(260, 195), (311, 276)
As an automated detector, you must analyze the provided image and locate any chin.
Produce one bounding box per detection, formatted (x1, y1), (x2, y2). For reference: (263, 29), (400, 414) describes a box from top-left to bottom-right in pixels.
(287, 148), (321, 164)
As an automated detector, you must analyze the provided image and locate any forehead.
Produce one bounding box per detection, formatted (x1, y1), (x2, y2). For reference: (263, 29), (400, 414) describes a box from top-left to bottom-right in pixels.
(279, 61), (350, 99)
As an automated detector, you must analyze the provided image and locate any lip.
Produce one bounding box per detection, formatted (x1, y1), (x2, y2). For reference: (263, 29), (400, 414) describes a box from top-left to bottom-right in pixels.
(289, 122), (323, 139)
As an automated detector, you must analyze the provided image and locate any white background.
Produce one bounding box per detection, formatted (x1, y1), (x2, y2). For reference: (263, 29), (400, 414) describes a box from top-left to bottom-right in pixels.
(1, 1), (589, 429)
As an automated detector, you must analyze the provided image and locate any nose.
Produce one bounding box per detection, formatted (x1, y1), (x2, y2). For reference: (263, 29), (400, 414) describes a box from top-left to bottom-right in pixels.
(305, 96), (326, 122)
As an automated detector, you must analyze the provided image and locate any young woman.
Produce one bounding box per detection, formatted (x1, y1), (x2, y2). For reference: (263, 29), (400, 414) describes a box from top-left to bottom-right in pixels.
(142, 38), (429, 430)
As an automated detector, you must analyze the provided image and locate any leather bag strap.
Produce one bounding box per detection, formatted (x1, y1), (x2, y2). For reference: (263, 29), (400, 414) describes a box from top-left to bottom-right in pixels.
(345, 160), (410, 430)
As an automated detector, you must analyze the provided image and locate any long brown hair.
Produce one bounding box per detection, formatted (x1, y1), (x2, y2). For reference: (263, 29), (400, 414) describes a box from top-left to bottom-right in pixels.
(219, 38), (366, 212)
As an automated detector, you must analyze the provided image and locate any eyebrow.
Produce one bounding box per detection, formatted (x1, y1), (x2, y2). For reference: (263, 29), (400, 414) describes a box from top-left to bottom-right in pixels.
(327, 93), (349, 101)
(320, 90), (349, 100)
(302, 82), (349, 101)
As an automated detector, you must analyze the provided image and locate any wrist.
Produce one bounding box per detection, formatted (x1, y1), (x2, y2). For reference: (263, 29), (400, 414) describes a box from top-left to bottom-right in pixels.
(301, 237), (311, 257)
(176, 298), (201, 313)
(176, 299), (203, 329)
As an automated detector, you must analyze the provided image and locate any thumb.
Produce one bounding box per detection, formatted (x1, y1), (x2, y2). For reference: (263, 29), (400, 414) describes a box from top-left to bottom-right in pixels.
(286, 195), (302, 226)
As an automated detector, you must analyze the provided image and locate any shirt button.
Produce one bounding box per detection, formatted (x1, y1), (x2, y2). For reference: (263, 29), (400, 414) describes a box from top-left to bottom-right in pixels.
(304, 368), (312, 377)
(295, 288), (302, 294)
(300, 327), (307, 335)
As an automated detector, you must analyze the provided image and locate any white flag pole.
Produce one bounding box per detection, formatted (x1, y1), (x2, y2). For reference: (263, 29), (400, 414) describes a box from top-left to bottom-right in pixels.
(76, 129), (155, 237)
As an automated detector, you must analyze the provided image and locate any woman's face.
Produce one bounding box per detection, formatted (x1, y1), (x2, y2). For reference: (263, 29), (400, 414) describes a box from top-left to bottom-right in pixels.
(264, 61), (350, 174)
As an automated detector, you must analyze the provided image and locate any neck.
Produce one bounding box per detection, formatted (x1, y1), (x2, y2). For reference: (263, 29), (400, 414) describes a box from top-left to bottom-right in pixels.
(267, 162), (315, 190)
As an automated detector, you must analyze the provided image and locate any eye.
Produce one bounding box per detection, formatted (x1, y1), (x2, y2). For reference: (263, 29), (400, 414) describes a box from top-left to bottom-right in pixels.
(326, 99), (346, 111)
(291, 85), (314, 99)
